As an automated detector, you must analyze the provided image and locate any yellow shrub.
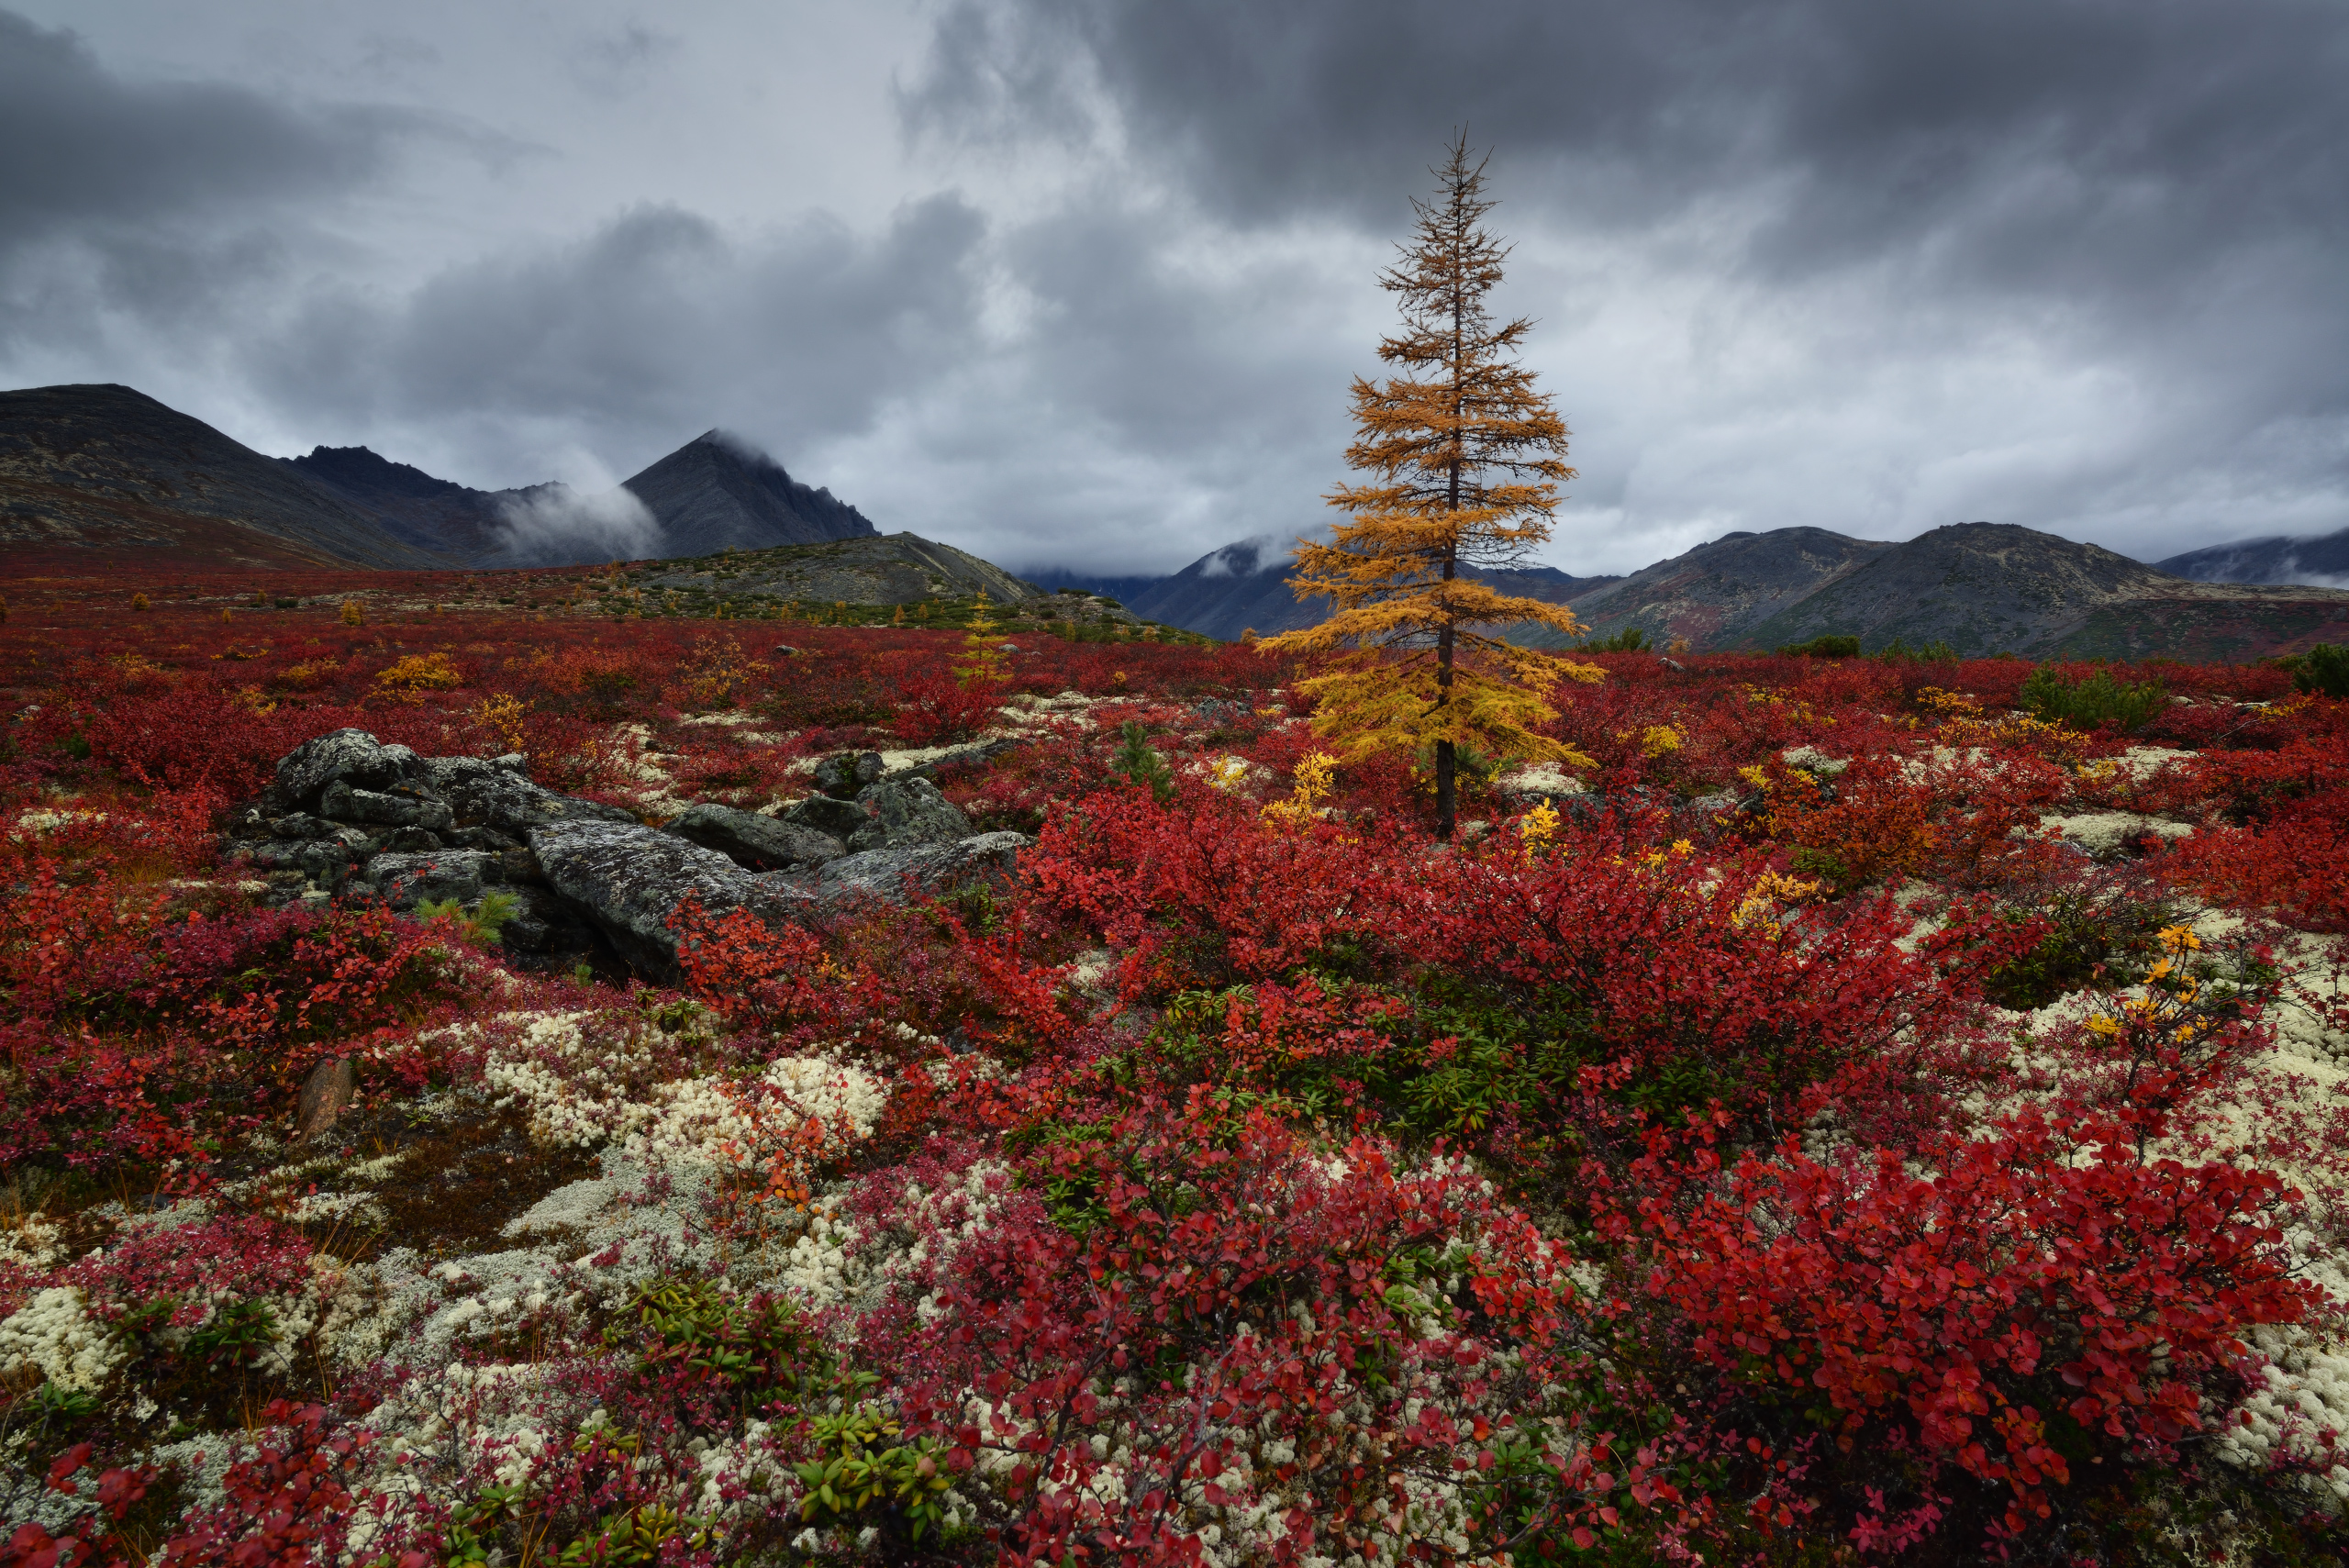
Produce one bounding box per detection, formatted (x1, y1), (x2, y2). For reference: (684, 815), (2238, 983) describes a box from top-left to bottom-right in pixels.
(374, 651), (465, 704)
(1262, 751), (1338, 831)
(473, 693), (531, 752)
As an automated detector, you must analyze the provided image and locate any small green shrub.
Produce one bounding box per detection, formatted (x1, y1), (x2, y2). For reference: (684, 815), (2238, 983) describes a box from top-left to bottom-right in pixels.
(1980, 889), (2179, 1011)
(1776, 634), (1861, 658)
(2285, 641), (2349, 699)
(1579, 625), (1652, 652)
(1109, 719), (1175, 803)
(1873, 636), (1960, 662)
(414, 890), (518, 948)
(2019, 665), (2169, 732)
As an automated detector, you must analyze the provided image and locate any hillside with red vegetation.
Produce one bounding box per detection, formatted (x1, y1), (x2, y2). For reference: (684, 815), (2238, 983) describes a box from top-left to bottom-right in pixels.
(4, 569), (2348, 1564)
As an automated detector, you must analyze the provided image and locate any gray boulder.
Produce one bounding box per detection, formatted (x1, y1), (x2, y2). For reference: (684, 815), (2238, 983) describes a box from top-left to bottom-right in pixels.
(848, 777), (973, 851)
(426, 755), (636, 835)
(532, 818), (814, 976)
(811, 751), (885, 797)
(816, 830), (1030, 910)
(369, 850), (503, 911)
(665, 803), (845, 871)
(320, 779), (454, 833)
(276, 728), (426, 808)
(782, 794), (870, 839)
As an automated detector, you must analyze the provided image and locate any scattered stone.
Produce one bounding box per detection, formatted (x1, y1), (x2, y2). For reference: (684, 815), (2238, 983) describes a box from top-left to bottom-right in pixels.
(666, 802), (846, 871)
(295, 1057), (358, 1142)
(318, 779), (454, 832)
(496, 886), (604, 959)
(422, 756), (636, 836)
(1493, 762), (1588, 809)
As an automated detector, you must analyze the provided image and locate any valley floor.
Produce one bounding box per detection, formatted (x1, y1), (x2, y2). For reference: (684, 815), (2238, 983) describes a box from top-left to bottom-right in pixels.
(5, 577), (2348, 1563)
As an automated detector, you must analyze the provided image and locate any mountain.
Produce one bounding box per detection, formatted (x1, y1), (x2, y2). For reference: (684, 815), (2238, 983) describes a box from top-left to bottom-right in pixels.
(1525, 527), (1893, 650)
(281, 445), (549, 562)
(620, 432), (878, 557)
(0, 384), (451, 570)
(1737, 522), (2349, 659)
(1100, 518), (2349, 659)
(1065, 532), (1617, 643)
(2155, 527), (2349, 588)
(290, 431), (883, 568)
(1019, 568), (1171, 608)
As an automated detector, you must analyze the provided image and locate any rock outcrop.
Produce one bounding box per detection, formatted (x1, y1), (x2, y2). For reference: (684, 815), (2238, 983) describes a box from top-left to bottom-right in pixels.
(532, 819), (813, 975)
(816, 831), (1029, 908)
(664, 804), (844, 873)
(231, 730), (1034, 979)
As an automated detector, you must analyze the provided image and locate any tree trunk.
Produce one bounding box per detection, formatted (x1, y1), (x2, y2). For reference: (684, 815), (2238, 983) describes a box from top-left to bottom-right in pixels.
(1435, 737), (1456, 840)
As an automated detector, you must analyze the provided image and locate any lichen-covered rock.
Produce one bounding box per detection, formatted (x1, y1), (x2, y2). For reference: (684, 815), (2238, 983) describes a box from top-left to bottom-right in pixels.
(847, 777), (973, 852)
(425, 755), (636, 836)
(369, 850), (503, 911)
(815, 830), (1030, 910)
(320, 779), (455, 833)
(782, 794), (870, 839)
(276, 728), (428, 808)
(532, 818), (814, 975)
(665, 803), (845, 871)
(811, 751), (885, 797)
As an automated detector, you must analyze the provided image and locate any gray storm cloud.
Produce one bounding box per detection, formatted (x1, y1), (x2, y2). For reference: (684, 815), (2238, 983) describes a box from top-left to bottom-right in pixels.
(2, 1), (2344, 577)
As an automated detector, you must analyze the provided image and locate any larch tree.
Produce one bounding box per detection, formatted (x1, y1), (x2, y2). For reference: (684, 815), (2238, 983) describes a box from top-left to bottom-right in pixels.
(1263, 134), (1599, 839)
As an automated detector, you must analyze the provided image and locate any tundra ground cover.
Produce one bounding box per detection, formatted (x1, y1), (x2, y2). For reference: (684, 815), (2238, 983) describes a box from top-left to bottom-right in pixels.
(3, 572), (2348, 1564)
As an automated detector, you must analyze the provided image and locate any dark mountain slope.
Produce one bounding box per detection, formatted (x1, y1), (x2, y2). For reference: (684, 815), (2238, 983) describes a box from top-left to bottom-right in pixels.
(621, 432), (879, 557)
(0, 384), (452, 569)
(1741, 523), (2178, 653)
(2156, 527), (2349, 586)
(281, 445), (516, 562)
(1520, 527), (1893, 651)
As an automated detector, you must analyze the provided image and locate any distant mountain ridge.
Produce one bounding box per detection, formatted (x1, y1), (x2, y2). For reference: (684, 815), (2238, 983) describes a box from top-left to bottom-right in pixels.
(282, 444), (554, 562)
(1531, 527), (1892, 650)
(1109, 519), (2349, 661)
(2156, 527), (2349, 588)
(0, 382), (884, 572)
(0, 384), (452, 570)
(283, 430), (880, 566)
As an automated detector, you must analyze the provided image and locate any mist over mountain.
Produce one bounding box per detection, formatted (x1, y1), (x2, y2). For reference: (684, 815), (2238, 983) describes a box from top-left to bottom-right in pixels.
(0, 383), (883, 572)
(2156, 528), (2349, 590)
(290, 428), (878, 566)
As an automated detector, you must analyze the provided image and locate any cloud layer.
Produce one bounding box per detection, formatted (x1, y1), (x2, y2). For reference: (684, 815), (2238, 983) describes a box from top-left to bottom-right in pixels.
(3, 1), (2344, 576)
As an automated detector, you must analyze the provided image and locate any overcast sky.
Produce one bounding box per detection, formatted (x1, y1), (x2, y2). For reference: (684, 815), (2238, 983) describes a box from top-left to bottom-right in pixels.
(6, 1), (2345, 575)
